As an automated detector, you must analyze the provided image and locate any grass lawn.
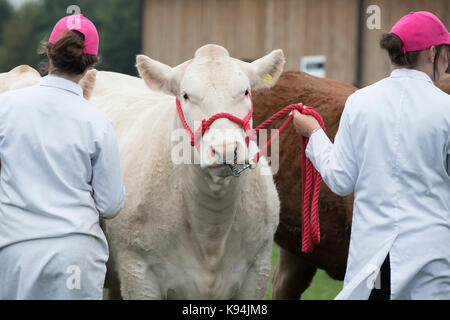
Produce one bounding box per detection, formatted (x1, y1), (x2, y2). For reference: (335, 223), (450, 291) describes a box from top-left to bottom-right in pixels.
(265, 244), (343, 300)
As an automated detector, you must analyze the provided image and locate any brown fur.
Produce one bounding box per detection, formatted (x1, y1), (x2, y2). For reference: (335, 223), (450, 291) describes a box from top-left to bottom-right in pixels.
(253, 70), (449, 298)
(252, 70), (356, 284)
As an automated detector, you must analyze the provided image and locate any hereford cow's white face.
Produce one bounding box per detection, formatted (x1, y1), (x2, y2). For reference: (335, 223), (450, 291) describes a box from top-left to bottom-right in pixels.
(137, 44), (285, 177)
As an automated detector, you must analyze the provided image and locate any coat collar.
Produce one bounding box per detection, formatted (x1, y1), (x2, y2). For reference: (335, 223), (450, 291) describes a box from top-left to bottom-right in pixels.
(39, 75), (83, 96)
(390, 68), (433, 83)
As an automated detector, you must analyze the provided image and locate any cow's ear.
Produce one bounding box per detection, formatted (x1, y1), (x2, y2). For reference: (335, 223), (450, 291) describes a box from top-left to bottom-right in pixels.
(79, 69), (97, 100)
(136, 55), (174, 94)
(169, 60), (191, 97)
(136, 55), (191, 97)
(238, 49), (285, 90)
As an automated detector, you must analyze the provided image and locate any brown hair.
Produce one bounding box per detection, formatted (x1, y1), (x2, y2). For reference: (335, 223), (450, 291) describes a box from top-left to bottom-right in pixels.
(40, 30), (99, 75)
(379, 33), (421, 68)
(380, 33), (450, 81)
(433, 44), (450, 80)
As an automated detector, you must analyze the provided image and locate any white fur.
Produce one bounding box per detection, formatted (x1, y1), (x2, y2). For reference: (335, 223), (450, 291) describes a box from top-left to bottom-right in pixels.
(89, 45), (284, 299)
(0, 65), (97, 99)
(0, 65), (41, 93)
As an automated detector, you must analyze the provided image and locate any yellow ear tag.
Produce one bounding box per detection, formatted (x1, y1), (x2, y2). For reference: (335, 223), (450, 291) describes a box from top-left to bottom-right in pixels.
(263, 73), (273, 85)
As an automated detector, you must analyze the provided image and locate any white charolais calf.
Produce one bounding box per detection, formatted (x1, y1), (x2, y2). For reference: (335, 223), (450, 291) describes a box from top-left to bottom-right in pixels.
(90, 44), (284, 299)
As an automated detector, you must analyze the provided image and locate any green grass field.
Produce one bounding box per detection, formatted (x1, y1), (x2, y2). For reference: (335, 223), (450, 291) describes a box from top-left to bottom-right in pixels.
(265, 244), (343, 300)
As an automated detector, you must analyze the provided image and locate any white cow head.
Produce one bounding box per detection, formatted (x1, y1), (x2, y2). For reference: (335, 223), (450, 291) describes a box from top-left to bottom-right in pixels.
(136, 44), (285, 177)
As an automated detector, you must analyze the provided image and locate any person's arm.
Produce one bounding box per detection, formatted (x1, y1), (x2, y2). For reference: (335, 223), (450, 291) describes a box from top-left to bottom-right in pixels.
(91, 121), (125, 219)
(293, 96), (359, 196)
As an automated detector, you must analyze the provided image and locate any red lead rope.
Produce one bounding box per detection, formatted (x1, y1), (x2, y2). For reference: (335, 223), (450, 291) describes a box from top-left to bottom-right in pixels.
(176, 96), (325, 253)
(0, 97), (324, 253)
(251, 104), (325, 253)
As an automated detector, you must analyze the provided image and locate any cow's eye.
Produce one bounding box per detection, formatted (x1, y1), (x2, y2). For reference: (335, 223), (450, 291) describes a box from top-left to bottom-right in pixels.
(183, 93), (189, 100)
(244, 89), (249, 96)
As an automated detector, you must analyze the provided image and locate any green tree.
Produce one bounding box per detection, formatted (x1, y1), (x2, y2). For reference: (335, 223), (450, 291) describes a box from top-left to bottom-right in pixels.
(92, 0), (141, 75)
(0, 0), (13, 44)
(0, 0), (140, 75)
(0, 2), (43, 72)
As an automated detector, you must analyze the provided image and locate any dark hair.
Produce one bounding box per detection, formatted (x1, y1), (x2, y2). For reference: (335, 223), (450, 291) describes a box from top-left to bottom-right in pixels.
(433, 44), (450, 80)
(380, 33), (450, 81)
(380, 33), (421, 68)
(40, 30), (99, 75)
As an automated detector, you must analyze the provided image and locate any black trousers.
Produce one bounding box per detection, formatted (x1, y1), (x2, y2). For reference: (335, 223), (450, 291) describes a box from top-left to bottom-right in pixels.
(369, 253), (391, 300)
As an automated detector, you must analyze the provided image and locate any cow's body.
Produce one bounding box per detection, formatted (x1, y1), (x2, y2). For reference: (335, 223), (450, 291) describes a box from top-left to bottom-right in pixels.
(0, 65), (97, 98)
(0, 65), (41, 92)
(91, 45), (282, 299)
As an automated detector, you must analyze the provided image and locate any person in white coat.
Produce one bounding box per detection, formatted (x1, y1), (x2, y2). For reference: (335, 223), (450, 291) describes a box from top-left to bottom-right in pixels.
(292, 11), (450, 300)
(0, 15), (125, 299)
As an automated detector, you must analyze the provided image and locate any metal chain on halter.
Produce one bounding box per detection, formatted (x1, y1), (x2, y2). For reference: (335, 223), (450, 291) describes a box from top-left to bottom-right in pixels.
(175, 95), (326, 253)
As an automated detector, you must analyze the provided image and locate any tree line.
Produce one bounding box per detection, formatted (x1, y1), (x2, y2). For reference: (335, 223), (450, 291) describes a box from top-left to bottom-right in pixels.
(0, 0), (141, 75)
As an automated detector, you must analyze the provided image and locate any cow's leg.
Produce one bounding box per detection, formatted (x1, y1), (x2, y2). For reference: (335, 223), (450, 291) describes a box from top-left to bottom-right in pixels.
(116, 251), (162, 300)
(234, 242), (273, 300)
(272, 246), (317, 300)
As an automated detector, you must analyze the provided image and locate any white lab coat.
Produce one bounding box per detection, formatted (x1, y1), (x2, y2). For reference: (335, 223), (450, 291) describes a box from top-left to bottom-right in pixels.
(0, 75), (125, 299)
(306, 69), (450, 300)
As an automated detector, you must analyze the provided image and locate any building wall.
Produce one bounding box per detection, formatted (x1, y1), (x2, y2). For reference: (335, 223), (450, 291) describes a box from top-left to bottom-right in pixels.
(142, 0), (449, 87)
(142, 0), (358, 85)
(361, 0), (450, 86)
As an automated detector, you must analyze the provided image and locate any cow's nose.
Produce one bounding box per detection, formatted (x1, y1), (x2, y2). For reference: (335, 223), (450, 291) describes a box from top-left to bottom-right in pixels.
(210, 141), (238, 165)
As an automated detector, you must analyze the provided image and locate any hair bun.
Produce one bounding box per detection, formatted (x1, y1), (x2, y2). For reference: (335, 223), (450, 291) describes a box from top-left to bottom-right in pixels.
(45, 30), (98, 75)
(380, 33), (421, 67)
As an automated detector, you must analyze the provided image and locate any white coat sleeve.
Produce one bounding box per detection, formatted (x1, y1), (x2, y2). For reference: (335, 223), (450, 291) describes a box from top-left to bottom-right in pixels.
(305, 97), (358, 196)
(91, 121), (125, 219)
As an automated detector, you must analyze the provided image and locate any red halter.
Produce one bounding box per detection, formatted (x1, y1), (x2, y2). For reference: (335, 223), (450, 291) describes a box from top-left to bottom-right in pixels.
(175, 95), (257, 151)
(175, 93), (326, 253)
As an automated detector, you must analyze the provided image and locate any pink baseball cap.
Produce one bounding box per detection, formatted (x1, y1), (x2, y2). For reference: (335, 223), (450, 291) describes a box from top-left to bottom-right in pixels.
(390, 11), (450, 54)
(49, 14), (99, 55)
